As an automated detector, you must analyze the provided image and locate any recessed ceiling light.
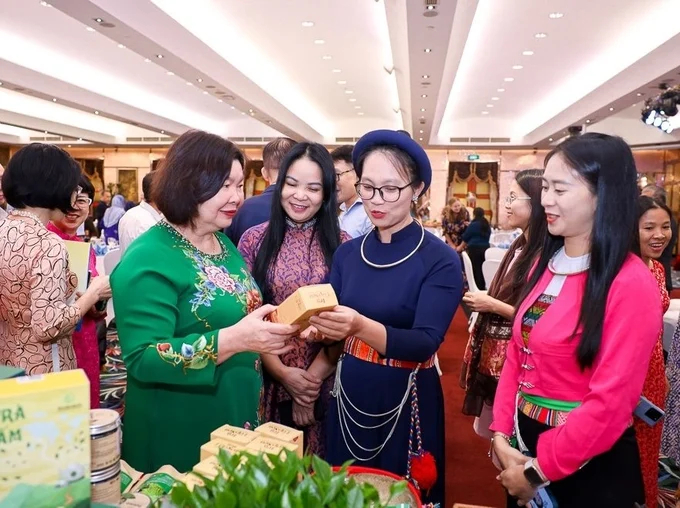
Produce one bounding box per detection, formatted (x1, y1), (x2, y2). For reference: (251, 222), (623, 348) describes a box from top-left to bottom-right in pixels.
(94, 111), (99, 115)
(491, 97), (499, 101)
(332, 69), (341, 73)
(421, 94), (428, 98)
(504, 77), (514, 82)
(161, 130), (165, 134)
(355, 106), (362, 109)
(426, 5), (435, 10)
(52, 98), (57, 102)
(86, 27), (96, 32)
(497, 88), (505, 92)
(144, 58), (150, 63)
(422, 74), (430, 79)
(548, 137), (553, 141)
(419, 130), (424, 133)
(535, 33), (547, 38)
(39, 1), (52, 6)
(156, 54), (164, 59)
(549, 12), (564, 19)
(345, 90), (354, 94)
(248, 109), (254, 113)
(585, 119), (591, 123)
(420, 108), (426, 112)
(314, 39), (325, 45)
(231, 106), (235, 110)
(77, 138), (82, 141)
(217, 99), (223, 103)
(250, 112), (255, 116)
(68, 145), (72, 148)
(196, 78), (203, 82)
(95, 17), (103, 23)
(419, 137), (423, 141)
(203, 91), (209, 95)
(166, 71), (174, 76)
(349, 98), (357, 103)
(186, 82), (193, 86)
(481, 111), (489, 115)
(512, 65), (523, 70)
(486, 104), (494, 108)
(322, 55), (332, 60)
(424, 48), (432, 53)
(522, 50), (534, 56)
(117, 44), (126, 49)
(609, 107), (614, 111)
(241, 112), (246, 115)
(44, 130), (48, 134)
(301, 21), (314, 27)
(337, 80), (347, 85)
(636, 92), (643, 96)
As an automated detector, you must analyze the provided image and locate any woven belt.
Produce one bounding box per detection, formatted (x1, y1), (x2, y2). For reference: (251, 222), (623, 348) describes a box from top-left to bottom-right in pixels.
(344, 336), (436, 370)
(517, 395), (571, 427)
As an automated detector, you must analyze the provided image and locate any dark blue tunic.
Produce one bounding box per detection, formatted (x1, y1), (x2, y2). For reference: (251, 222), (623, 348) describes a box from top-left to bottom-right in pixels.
(325, 221), (462, 505)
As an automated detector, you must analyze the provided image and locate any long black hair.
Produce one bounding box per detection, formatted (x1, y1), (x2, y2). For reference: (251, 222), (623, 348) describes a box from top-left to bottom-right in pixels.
(632, 195), (673, 258)
(517, 133), (639, 369)
(252, 142), (342, 304)
(472, 207), (490, 235)
(496, 169), (547, 307)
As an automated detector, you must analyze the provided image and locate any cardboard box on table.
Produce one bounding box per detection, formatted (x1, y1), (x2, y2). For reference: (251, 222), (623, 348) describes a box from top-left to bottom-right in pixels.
(0, 370), (90, 507)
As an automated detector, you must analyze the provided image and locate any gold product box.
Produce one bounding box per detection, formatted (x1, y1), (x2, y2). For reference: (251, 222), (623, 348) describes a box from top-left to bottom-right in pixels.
(245, 436), (298, 467)
(270, 283), (338, 330)
(192, 456), (228, 481)
(199, 439), (244, 462)
(0, 369), (91, 507)
(209, 424), (257, 446)
(253, 422), (304, 458)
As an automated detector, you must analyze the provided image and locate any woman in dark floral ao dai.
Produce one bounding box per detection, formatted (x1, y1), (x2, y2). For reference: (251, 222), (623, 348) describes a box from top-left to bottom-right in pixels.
(239, 142), (349, 458)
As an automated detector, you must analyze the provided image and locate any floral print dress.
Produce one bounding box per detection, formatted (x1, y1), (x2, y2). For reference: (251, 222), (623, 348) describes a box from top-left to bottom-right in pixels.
(110, 221), (264, 472)
(238, 219), (350, 458)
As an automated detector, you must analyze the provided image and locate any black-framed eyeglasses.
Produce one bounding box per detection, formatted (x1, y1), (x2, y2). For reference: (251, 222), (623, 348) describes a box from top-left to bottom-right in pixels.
(335, 168), (355, 181)
(355, 181), (415, 203)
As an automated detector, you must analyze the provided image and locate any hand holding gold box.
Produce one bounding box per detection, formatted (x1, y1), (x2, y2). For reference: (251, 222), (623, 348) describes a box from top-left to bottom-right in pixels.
(270, 283), (338, 330)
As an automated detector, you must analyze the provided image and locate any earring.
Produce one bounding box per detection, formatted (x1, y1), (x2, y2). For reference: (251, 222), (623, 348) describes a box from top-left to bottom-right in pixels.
(412, 196), (418, 203)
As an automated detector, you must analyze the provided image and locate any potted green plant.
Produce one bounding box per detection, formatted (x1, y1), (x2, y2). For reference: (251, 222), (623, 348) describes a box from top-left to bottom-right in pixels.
(164, 449), (418, 508)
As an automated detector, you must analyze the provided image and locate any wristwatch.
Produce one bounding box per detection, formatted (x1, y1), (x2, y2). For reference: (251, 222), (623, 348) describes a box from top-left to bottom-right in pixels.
(523, 459), (550, 489)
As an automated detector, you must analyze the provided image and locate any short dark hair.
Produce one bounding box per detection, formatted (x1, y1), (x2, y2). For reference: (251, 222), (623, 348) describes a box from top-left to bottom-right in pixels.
(3, 143), (81, 213)
(641, 184), (667, 205)
(79, 174), (95, 201)
(262, 137), (296, 170)
(153, 130), (245, 226)
(142, 172), (155, 203)
(330, 145), (353, 165)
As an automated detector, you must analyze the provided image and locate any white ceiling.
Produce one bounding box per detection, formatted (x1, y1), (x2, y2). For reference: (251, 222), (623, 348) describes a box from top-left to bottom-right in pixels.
(1, 0), (680, 148)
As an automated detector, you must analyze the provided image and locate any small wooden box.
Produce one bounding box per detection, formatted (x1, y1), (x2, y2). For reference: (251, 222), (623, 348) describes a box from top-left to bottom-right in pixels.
(270, 284), (338, 329)
(200, 438), (245, 461)
(254, 422), (304, 458)
(210, 424), (257, 446)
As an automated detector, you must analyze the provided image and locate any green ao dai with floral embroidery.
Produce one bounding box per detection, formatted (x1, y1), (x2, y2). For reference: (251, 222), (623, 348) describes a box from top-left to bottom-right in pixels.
(110, 222), (264, 473)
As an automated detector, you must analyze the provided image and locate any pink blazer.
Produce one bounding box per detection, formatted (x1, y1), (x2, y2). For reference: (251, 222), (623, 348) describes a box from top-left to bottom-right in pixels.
(491, 254), (662, 481)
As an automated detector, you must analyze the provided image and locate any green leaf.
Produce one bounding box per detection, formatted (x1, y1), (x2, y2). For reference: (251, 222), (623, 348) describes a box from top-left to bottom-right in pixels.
(280, 490), (293, 508)
(322, 474), (346, 504)
(187, 356), (209, 370)
(346, 485), (364, 508)
(312, 454), (332, 483)
(192, 335), (208, 351)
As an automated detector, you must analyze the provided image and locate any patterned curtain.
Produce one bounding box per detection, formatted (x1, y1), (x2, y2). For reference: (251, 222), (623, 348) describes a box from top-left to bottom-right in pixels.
(447, 162), (499, 225)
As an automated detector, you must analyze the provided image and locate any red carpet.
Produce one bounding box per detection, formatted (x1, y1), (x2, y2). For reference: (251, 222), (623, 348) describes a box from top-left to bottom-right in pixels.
(442, 308), (506, 507)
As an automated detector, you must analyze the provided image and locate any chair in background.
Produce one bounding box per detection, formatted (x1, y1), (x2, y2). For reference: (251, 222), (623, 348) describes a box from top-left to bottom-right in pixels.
(485, 247), (506, 261)
(462, 251), (479, 293)
(482, 259), (501, 289)
(103, 249), (122, 275)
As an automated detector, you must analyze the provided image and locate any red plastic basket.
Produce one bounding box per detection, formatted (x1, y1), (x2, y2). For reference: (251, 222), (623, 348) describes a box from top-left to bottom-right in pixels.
(332, 465), (422, 507)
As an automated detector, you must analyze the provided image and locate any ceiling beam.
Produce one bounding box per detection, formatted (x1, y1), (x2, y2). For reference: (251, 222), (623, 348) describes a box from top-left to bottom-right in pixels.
(0, 110), (117, 144)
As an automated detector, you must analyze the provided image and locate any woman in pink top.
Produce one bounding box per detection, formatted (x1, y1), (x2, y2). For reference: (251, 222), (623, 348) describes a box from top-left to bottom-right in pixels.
(48, 175), (107, 409)
(491, 133), (662, 507)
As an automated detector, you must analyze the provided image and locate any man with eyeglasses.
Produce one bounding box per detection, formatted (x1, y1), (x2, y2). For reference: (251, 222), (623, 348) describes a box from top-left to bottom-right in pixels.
(331, 145), (372, 238)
